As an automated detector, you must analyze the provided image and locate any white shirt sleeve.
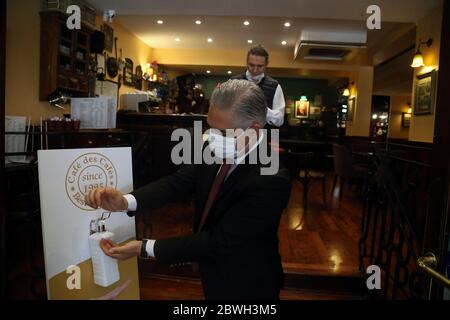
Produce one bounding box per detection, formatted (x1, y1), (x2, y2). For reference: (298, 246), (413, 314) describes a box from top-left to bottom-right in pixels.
(266, 84), (285, 127)
(145, 239), (156, 258)
(123, 194), (137, 211)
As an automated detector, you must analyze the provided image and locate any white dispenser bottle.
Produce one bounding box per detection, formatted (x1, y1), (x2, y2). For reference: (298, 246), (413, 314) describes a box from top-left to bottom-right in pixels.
(89, 219), (120, 287)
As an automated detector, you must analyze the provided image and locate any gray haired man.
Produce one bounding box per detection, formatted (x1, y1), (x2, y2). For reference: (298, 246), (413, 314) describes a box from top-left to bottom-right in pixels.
(85, 79), (291, 300)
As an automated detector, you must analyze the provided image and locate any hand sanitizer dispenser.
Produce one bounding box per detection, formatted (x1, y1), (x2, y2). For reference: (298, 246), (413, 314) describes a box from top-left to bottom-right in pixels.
(89, 216), (120, 287)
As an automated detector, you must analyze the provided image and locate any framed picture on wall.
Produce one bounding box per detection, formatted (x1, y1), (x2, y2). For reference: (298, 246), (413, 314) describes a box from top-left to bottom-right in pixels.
(309, 106), (321, 119)
(347, 97), (356, 121)
(414, 70), (437, 115)
(402, 112), (411, 128)
(295, 100), (309, 118)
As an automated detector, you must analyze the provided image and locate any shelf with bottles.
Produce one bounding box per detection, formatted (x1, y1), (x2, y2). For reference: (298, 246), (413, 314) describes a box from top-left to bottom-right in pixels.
(74, 61), (87, 75)
(40, 11), (93, 100)
(58, 55), (73, 72)
(371, 112), (389, 127)
(59, 38), (72, 55)
(370, 112), (389, 139)
(75, 47), (87, 61)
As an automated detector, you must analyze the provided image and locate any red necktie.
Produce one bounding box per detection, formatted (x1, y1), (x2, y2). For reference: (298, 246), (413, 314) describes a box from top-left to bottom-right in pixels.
(191, 163), (232, 273)
(197, 163), (232, 232)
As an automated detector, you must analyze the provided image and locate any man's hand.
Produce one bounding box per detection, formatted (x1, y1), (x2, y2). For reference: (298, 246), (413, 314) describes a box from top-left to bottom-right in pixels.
(84, 187), (128, 211)
(99, 239), (141, 261)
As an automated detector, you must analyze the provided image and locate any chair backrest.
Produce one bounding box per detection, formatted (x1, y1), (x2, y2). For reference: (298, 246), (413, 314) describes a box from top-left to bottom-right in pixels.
(332, 144), (356, 179)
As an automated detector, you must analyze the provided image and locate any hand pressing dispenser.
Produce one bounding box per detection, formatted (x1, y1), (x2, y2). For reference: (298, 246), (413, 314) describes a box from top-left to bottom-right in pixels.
(89, 213), (120, 287)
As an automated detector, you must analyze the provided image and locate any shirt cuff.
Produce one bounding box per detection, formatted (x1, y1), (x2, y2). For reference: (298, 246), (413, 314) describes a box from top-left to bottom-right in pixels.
(123, 194), (137, 211)
(145, 239), (156, 258)
(266, 108), (284, 127)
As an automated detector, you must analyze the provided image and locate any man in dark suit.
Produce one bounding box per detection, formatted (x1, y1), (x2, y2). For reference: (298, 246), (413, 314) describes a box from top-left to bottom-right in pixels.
(85, 79), (291, 300)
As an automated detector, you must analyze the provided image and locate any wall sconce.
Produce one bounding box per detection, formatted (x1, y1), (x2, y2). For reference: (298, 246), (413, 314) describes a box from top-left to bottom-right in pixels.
(401, 102), (412, 128)
(402, 112), (411, 128)
(411, 38), (433, 68)
(341, 82), (354, 97)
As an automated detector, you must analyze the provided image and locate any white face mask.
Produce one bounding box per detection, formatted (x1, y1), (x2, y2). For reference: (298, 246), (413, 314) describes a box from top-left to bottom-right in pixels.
(250, 74), (264, 83)
(207, 128), (249, 160)
(246, 71), (264, 84)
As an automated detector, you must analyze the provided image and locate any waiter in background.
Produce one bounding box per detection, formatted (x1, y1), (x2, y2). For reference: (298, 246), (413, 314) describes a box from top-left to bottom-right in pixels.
(232, 45), (286, 127)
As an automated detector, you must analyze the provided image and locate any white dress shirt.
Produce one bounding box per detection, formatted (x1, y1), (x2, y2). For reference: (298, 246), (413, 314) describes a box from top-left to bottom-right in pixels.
(123, 131), (264, 258)
(245, 71), (286, 127)
(123, 194), (156, 257)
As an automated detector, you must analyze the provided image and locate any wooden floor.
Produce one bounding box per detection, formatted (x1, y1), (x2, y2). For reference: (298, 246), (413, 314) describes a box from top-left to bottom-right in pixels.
(139, 274), (360, 300)
(280, 174), (362, 276)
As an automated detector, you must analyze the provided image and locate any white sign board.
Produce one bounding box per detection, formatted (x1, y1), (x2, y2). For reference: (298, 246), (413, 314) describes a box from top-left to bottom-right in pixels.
(71, 97), (116, 129)
(5, 116), (27, 163)
(37, 147), (140, 299)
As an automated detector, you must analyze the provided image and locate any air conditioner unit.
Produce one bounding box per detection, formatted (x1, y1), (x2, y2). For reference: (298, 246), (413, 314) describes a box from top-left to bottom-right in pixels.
(294, 28), (367, 61)
(41, 0), (96, 29)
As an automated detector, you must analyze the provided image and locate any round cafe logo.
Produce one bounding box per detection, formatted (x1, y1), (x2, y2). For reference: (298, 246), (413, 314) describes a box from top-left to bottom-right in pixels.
(65, 153), (117, 211)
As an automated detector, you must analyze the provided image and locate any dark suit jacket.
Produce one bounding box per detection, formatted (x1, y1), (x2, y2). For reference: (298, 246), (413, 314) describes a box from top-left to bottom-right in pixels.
(128, 150), (291, 300)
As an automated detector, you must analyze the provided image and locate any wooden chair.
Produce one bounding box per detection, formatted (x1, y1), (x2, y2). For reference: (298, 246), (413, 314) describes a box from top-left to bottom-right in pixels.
(287, 150), (328, 211)
(331, 144), (369, 200)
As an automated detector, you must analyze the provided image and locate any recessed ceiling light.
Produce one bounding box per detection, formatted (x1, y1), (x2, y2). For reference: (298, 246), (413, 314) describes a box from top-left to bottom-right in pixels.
(227, 70), (232, 74)
(206, 70), (211, 74)
(243, 21), (250, 26)
(281, 41), (287, 45)
(175, 37), (180, 42)
(284, 22), (291, 27)
(247, 39), (253, 44)
(207, 38), (213, 43)
(157, 20), (163, 24)
(195, 20), (202, 25)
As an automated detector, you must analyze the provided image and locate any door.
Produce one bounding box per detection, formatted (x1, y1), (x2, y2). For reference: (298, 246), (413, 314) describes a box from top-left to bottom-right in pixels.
(422, 0), (450, 299)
